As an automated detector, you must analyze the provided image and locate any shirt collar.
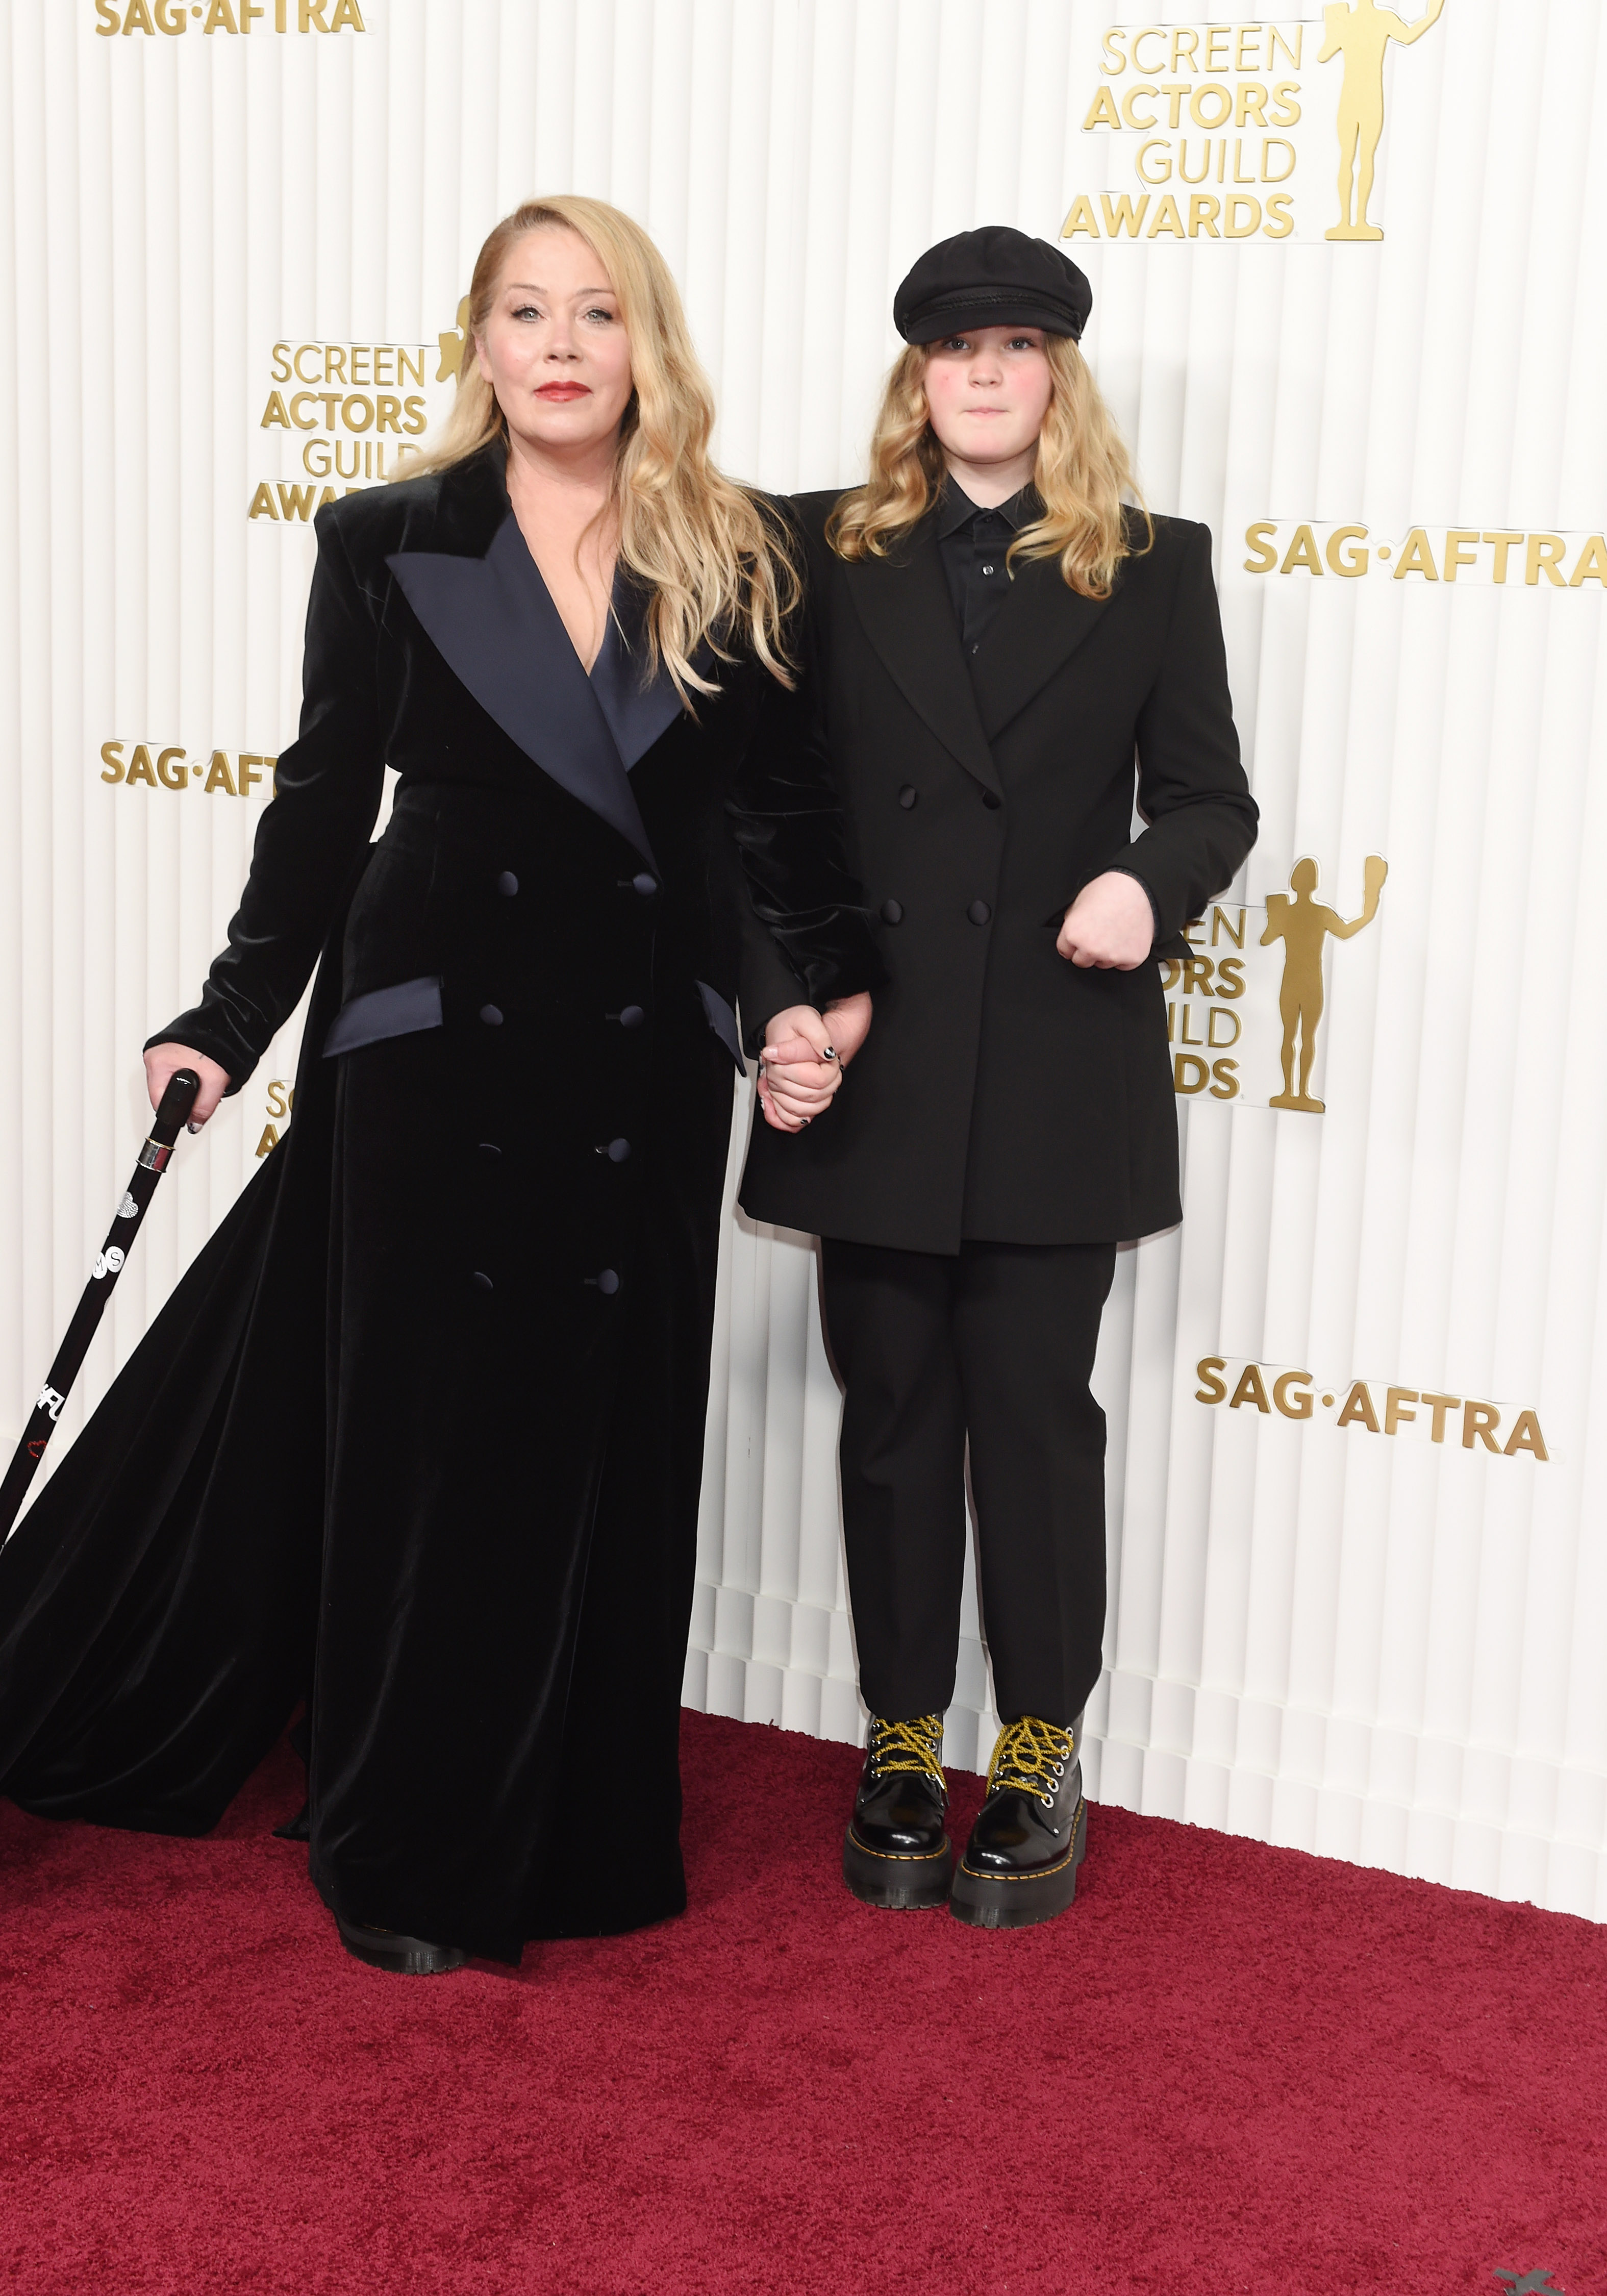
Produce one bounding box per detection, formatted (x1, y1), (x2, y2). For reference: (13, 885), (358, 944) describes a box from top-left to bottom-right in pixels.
(937, 475), (1041, 538)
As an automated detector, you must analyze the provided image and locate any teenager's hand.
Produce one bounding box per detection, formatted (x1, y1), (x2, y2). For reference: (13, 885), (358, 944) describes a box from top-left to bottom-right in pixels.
(822, 990), (873, 1065)
(1057, 872), (1154, 969)
(758, 1004), (847, 1133)
(144, 1043), (232, 1128)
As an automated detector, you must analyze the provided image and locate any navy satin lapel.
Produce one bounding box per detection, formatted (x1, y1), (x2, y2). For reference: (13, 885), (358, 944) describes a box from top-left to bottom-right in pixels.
(590, 582), (689, 770)
(386, 514), (658, 869)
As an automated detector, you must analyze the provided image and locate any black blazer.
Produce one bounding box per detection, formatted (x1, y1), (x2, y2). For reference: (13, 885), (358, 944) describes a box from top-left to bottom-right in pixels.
(739, 494), (1259, 1252)
(156, 445), (879, 1087)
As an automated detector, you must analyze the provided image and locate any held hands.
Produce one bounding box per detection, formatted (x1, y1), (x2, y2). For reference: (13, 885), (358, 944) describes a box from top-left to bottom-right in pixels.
(757, 991), (872, 1133)
(1056, 871), (1155, 970)
(144, 1043), (232, 1129)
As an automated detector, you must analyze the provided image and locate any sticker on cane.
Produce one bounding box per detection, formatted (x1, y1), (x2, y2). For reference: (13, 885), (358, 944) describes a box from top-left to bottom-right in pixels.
(116, 1192), (138, 1219)
(36, 1387), (66, 1420)
(91, 1247), (126, 1281)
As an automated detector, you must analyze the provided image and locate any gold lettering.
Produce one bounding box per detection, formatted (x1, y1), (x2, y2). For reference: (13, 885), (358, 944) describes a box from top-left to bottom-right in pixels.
(1204, 25), (1232, 71)
(202, 0), (238, 30)
(1268, 29), (1302, 71)
(1215, 957), (1245, 998)
(1269, 82), (1301, 126)
(1442, 530), (1479, 582)
(1100, 193), (1150, 238)
(99, 740), (125, 783)
(259, 390), (292, 430)
(1229, 1363), (1272, 1413)
(1326, 525), (1369, 576)
(1083, 87), (1123, 130)
(342, 394), (374, 432)
(1225, 195), (1261, 238)
(154, 0), (188, 29)
(1211, 907), (1245, 949)
(1158, 84), (1191, 129)
(1503, 1411), (1548, 1461)
(1273, 1371), (1313, 1419)
(293, 344), (322, 383)
(247, 481), (279, 520)
(1264, 193), (1294, 237)
(397, 347), (425, 388)
(1244, 521), (1278, 573)
(1120, 85), (1159, 130)
(1180, 140), (1214, 185)
(122, 0), (157, 27)
(299, 1), (331, 28)
(1384, 1387), (1417, 1435)
(1526, 533), (1567, 587)
(1420, 1392), (1460, 1443)
(1183, 917), (1207, 947)
(94, 3), (121, 32)
(1100, 29), (1127, 74)
(1337, 1381), (1380, 1432)
(1235, 27), (1262, 71)
(238, 755), (265, 796)
(1208, 1007), (1240, 1047)
(124, 744), (158, 788)
(1190, 83), (1233, 130)
(1169, 27), (1198, 71)
(1196, 1356), (1228, 1404)
(1181, 956), (1214, 995)
(373, 346), (394, 386)
(1568, 535), (1607, 587)
(1060, 195), (1099, 239)
(328, 0), (365, 23)
(1188, 194), (1221, 236)
(1180, 1005), (1206, 1045)
(1482, 531), (1522, 584)
(275, 483), (318, 520)
(1173, 1053), (1210, 1093)
(1393, 528), (1438, 581)
(1462, 1401), (1501, 1452)
(401, 395), (428, 435)
(255, 1124), (281, 1158)
(1209, 1058), (1239, 1099)
(1280, 525), (1323, 576)
(203, 752), (237, 795)
(287, 392), (320, 431)
(1129, 27), (1166, 72)
(1138, 141), (1173, 186)
(302, 439), (332, 475)
(155, 746), (187, 791)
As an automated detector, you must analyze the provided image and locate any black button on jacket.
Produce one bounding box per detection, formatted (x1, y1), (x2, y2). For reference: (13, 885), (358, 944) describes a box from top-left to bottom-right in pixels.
(740, 491), (1259, 1254)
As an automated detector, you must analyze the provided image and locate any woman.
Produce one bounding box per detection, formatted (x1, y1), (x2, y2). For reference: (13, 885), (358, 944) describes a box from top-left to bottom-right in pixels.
(743, 228), (1258, 1930)
(0, 197), (876, 1972)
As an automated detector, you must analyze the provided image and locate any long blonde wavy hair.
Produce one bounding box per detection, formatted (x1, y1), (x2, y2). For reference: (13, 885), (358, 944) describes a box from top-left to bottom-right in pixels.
(827, 335), (1150, 598)
(408, 195), (796, 696)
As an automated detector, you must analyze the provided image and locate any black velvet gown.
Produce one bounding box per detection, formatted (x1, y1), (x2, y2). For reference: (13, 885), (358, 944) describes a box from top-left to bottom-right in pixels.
(0, 445), (876, 1963)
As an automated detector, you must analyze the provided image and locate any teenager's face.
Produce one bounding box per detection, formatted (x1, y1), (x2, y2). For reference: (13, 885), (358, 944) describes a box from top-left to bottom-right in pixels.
(475, 227), (635, 459)
(922, 326), (1054, 471)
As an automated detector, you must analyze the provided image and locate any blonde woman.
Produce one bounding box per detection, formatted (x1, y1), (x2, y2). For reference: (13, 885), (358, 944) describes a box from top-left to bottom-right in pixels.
(0, 199), (876, 1972)
(742, 228), (1257, 1930)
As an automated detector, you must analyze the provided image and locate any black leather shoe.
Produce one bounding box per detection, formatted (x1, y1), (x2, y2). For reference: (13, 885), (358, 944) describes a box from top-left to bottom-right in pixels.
(333, 1911), (467, 1975)
(950, 1716), (1087, 1931)
(842, 1714), (953, 1909)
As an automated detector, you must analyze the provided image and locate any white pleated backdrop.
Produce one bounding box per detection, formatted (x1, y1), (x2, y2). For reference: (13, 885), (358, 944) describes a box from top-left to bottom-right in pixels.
(4, 0), (1604, 1920)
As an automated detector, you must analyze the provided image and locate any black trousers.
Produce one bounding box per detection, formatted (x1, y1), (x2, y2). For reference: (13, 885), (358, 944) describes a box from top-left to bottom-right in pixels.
(819, 1238), (1118, 1731)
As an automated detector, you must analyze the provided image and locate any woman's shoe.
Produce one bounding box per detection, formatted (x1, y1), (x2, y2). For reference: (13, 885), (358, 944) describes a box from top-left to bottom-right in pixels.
(842, 1713), (953, 1908)
(333, 1911), (467, 1974)
(949, 1716), (1087, 1931)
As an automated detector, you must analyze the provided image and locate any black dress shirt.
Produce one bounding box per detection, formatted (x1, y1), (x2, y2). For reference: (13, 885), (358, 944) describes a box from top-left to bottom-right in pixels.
(935, 475), (1161, 935)
(937, 479), (1040, 655)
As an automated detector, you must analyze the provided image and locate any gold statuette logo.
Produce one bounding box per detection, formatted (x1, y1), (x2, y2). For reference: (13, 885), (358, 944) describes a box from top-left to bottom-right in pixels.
(1320, 0), (1444, 239)
(1161, 856), (1386, 1114)
(1063, 5), (1447, 245)
(1262, 855), (1386, 1112)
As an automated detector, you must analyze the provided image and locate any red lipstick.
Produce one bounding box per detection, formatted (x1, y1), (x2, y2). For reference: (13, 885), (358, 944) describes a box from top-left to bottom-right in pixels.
(536, 382), (590, 401)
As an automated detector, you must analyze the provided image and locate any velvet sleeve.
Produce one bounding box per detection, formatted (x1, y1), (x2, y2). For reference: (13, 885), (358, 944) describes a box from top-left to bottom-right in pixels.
(145, 507), (387, 1091)
(726, 564), (884, 1054)
(1104, 522), (1259, 949)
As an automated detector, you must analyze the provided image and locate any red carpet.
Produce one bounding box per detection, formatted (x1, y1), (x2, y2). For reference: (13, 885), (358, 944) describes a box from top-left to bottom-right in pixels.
(1, 1712), (1602, 2295)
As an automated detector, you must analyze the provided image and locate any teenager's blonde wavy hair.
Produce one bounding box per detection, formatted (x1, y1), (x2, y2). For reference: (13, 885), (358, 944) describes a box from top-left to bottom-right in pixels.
(407, 195), (796, 696)
(827, 335), (1150, 598)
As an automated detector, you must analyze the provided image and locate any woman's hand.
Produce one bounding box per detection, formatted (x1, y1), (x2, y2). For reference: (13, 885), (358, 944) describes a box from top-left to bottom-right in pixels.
(1057, 872), (1154, 969)
(758, 998), (866, 1133)
(143, 1043), (232, 1129)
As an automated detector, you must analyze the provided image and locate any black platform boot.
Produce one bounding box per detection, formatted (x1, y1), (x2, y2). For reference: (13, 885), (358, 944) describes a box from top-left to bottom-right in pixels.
(949, 1716), (1087, 1931)
(842, 1713), (953, 1909)
(332, 1912), (467, 1975)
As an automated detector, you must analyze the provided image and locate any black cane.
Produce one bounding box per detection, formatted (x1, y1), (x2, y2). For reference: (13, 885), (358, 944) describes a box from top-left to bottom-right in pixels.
(0, 1067), (201, 1545)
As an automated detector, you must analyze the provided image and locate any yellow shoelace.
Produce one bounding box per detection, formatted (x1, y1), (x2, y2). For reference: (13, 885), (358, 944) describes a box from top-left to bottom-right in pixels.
(987, 1716), (1075, 1805)
(868, 1713), (946, 1786)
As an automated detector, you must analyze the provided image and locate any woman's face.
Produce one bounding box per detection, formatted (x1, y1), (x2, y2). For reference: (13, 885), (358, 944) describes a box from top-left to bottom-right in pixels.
(475, 227), (635, 460)
(923, 326), (1053, 471)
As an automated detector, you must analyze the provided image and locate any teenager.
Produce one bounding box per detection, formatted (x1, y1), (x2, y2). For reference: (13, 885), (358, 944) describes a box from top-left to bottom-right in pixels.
(743, 227), (1257, 1929)
(0, 197), (875, 1973)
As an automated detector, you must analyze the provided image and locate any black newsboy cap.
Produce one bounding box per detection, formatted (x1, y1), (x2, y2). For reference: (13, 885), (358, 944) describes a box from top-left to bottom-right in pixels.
(893, 226), (1093, 345)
